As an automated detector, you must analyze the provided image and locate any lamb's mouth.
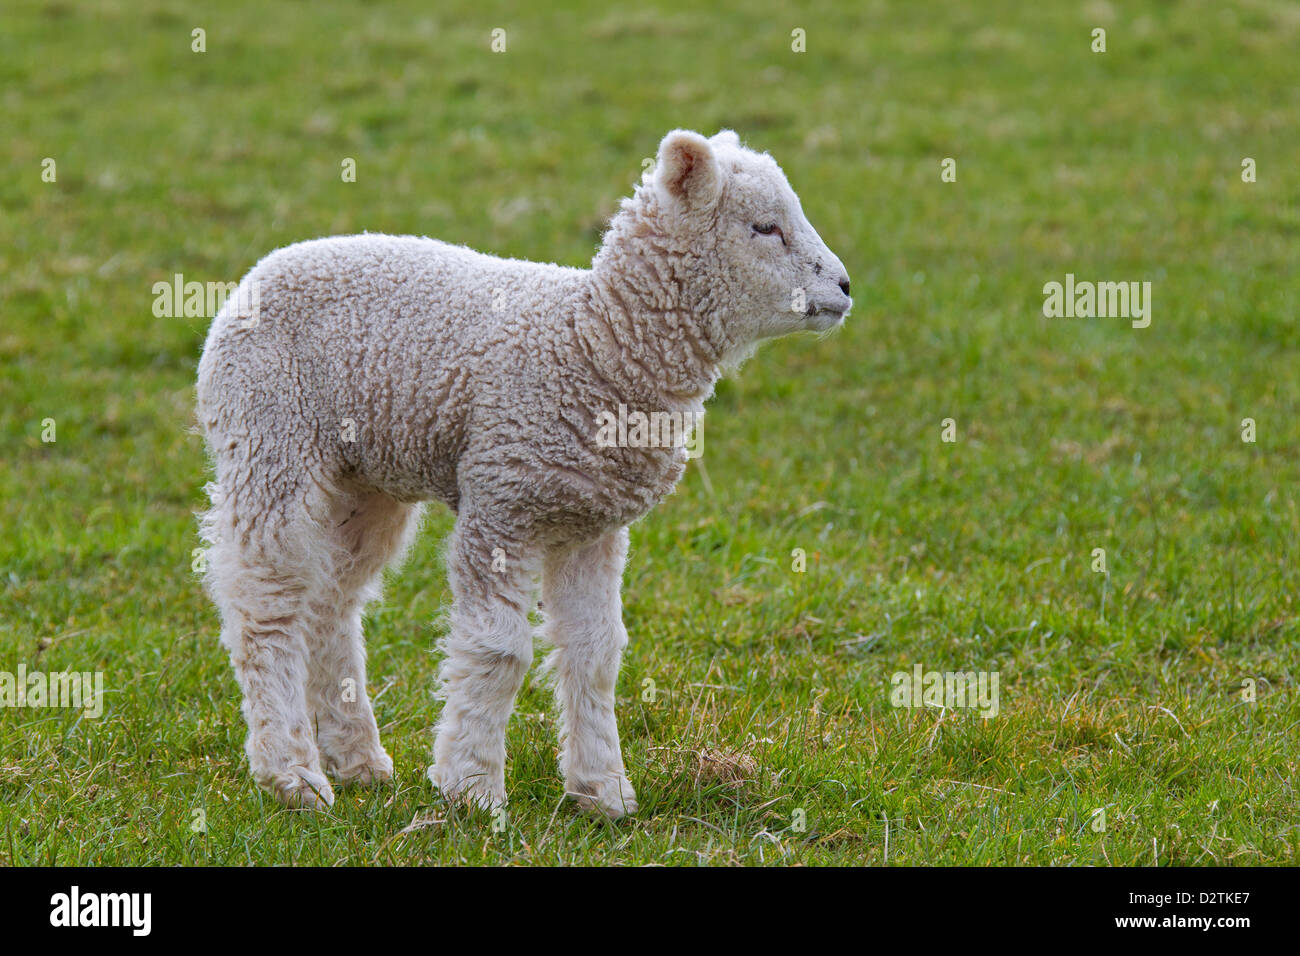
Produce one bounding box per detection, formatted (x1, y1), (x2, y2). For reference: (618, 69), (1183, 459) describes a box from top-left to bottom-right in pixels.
(807, 307), (846, 329)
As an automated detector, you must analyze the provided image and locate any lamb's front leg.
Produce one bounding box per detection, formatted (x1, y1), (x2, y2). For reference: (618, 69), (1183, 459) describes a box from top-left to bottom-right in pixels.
(542, 527), (638, 819)
(429, 517), (538, 812)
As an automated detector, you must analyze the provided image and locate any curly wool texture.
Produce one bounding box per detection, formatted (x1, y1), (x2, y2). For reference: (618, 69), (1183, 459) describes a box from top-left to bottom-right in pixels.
(196, 129), (851, 816)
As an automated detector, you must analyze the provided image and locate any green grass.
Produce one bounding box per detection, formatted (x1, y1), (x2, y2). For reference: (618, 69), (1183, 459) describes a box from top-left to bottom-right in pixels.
(2, 0), (1298, 865)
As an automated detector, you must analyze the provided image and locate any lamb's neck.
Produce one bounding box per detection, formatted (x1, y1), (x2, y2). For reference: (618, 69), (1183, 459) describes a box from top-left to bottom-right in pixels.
(575, 255), (723, 407)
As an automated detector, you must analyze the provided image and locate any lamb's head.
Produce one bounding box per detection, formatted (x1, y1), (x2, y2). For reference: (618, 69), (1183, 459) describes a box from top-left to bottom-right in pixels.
(648, 128), (852, 347)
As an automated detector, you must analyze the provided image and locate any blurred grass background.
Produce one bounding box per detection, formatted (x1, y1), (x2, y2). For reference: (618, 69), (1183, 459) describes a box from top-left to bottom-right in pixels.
(1, 0), (1298, 864)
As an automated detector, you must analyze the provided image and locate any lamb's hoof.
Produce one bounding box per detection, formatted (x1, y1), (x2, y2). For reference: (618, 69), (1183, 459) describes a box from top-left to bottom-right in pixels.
(264, 765), (335, 810)
(567, 773), (638, 820)
(323, 749), (394, 788)
(427, 764), (506, 814)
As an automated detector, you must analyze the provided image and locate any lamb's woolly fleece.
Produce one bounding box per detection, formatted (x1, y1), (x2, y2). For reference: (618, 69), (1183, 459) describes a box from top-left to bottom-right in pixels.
(196, 129), (851, 816)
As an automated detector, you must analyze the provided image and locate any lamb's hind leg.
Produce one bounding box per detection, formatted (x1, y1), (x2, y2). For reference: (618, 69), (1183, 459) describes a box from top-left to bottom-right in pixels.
(203, 485), (335, 810)
(307, 493), (422, 786)
(542, 527), (638, 819)
(429, 513), (539, 812)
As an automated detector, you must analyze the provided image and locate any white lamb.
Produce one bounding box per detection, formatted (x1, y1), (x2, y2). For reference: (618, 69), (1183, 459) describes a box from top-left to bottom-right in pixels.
(196, 129), (851, 818)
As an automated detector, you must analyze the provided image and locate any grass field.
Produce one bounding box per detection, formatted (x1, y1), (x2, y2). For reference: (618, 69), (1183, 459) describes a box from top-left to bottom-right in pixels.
(2, 0), (1298, 866)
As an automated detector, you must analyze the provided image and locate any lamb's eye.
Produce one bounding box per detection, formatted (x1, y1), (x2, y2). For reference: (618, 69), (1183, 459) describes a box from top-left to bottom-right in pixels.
(752, 223), (781, 237)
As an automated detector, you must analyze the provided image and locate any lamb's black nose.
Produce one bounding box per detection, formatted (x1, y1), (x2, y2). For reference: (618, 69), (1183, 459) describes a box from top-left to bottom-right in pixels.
(839, 279), (851, 297)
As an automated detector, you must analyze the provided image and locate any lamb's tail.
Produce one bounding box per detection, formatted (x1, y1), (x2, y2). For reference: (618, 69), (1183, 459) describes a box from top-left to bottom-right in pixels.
(194, 275), (262, 605)
(195, 479), (225, 604)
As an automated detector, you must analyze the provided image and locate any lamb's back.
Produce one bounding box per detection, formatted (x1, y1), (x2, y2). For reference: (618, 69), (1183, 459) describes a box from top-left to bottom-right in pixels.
(200, 233), (587, 506)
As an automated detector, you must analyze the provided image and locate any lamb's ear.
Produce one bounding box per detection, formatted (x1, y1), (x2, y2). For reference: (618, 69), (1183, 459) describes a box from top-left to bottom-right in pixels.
(654, 130), (722, 210)
(711, 129), (741, 148)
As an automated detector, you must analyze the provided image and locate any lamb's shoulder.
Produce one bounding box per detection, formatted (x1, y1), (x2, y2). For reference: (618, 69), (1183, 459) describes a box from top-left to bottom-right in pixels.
(464, 340), (703, 539)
